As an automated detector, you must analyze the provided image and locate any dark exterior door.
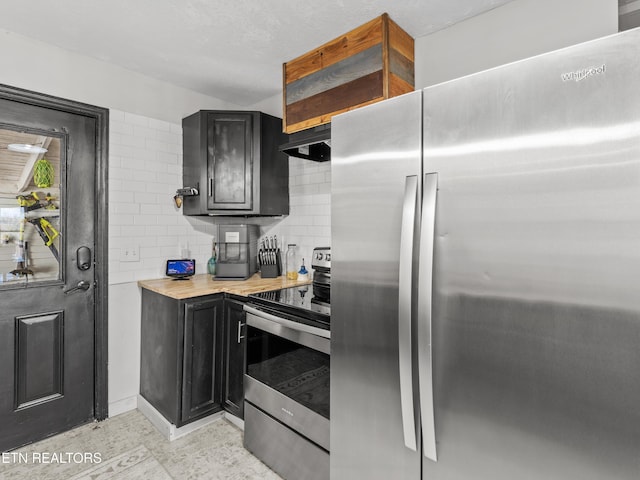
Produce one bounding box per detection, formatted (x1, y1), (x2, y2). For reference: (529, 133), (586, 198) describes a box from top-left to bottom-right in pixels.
(0, 94), (103, 451)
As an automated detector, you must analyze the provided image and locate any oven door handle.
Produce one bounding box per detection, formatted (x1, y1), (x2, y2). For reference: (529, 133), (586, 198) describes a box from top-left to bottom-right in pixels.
(244, 305), (331, 354)
(244, 305), (330, 340)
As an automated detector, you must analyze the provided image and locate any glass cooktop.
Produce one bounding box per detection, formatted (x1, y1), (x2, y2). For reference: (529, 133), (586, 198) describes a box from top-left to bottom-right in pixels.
(248, 285), (330, 327)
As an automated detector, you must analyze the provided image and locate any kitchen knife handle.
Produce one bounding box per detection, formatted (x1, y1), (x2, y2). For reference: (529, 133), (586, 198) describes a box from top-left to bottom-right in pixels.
(418, 172), (438, 462)
(399, 175), (418, 452)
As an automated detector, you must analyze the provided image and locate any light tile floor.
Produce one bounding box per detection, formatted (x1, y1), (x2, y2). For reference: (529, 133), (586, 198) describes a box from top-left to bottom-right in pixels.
(0, 410), (283, 480)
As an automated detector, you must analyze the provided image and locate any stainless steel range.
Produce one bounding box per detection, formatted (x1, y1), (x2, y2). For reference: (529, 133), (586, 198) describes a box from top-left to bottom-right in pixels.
(243, 247), (331, 480)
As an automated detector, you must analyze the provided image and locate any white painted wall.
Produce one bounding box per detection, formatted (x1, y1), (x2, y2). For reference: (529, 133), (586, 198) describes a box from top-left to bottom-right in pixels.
(0, 0), (621, 418)
(107, 282), (142, 416)
(0, 29), (239, 123)
(250, 93), (283, 118)
(415, 0), (618, 89)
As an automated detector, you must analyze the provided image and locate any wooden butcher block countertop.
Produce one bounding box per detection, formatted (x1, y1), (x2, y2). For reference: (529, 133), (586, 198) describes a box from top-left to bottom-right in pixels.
(138, 273), (311, 300)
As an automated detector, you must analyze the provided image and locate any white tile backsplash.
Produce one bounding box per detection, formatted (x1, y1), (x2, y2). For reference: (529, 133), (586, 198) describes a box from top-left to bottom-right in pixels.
(108, 109), (331, 284)
(263, 157), (332, 271)
(108, 109), (214, 284)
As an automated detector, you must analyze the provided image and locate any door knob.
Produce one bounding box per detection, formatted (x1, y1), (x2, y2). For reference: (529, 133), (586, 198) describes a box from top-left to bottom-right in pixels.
(64, 280), (91, 294)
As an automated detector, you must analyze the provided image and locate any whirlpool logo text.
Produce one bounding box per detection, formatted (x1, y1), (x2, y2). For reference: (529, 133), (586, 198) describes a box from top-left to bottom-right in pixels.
(561, 64), (606, 82)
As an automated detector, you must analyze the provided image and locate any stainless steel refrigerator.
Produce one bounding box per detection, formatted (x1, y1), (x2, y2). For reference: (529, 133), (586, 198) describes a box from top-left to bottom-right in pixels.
(331, 28), (640, 480)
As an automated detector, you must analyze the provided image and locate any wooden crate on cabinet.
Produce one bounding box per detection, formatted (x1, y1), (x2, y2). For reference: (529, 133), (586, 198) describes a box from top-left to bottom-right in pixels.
(283, 13), (414, 134)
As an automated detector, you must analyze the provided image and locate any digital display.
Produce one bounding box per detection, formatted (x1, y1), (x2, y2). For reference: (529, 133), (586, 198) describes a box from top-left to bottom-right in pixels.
(166, 259), (196, 278)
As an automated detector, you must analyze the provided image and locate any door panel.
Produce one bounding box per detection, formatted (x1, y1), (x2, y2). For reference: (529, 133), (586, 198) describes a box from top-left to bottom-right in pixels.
(207, 113), (253, 210)
(331, 92), (423, 480)
(422, 29), (640, 480)
(223, 299), (246, 418)
(0, 97), (97, 451)
(15, 311), (64, 408)
(181, 297), (223, 425)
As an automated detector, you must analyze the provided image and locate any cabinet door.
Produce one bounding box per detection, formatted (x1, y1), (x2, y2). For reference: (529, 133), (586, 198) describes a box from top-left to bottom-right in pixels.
(181, 296), (223, 425)
(223, 299), (246, 418)
(207, 112), (253, 211)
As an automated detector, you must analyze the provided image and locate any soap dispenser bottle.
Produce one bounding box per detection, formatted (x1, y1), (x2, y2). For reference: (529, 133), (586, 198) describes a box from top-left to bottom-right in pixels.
(298, 259), (309, 281)
(207, 237), (217, 276)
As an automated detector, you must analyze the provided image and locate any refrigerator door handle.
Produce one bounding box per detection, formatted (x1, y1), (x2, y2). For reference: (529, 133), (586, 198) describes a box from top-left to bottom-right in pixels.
(398, 175), (419, 452)
(418, 172), (438, 461)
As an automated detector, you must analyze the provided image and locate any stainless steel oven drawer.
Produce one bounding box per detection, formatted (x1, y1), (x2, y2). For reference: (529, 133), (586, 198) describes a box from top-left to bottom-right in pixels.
(244, 374), (329, 450)
(244, 402), (329, 480)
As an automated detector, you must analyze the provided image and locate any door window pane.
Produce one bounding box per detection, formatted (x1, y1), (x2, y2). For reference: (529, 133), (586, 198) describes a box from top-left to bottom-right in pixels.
(0, 129), (61, 286)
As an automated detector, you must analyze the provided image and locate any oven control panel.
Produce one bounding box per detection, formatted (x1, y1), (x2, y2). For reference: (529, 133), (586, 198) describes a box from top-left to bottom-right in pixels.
(311, 247), (331, 270)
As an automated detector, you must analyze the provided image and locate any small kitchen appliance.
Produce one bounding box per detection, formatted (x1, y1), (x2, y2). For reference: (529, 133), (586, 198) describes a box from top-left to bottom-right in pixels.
(214, 224), (258, 280)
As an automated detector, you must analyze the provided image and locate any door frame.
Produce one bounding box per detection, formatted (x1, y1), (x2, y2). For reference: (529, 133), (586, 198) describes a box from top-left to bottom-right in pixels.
(0, 83), (109, 420)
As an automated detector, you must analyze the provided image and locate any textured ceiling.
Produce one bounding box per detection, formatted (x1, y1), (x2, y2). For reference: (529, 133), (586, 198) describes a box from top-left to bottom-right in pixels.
(0, 0), (514, 106)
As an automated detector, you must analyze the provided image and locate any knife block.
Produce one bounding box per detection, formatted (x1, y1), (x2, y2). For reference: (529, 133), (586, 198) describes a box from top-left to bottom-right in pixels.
(260, 264), (279, 278)
(260, 255), (282, 278)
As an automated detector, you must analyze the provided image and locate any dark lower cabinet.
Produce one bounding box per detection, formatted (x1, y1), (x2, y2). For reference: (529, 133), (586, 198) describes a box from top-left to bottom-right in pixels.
(140, 289), (246, 428)
(181, 297), (224, 424)
(223, 298), (247, 418)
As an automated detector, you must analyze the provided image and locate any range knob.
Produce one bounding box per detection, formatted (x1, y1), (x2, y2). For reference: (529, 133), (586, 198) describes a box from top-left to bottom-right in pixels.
(315, 252), (324, 261)
(326, 254), (331, 262)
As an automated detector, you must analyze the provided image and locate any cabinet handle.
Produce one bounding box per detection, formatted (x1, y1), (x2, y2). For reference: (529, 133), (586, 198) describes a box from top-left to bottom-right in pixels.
(208, 178), (213, 198)
(237, 321), (246, 343)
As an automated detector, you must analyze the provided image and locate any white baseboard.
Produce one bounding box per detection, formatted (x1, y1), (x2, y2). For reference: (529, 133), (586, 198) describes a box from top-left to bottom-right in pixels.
(108, 395), (138, 417)
(224, 412), (244, 431)
(137, 394), (225, 441)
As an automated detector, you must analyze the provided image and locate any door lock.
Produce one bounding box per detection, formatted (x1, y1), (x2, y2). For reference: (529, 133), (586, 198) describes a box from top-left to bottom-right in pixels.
(64, 280), (91, 294)
(77, 246), (92, 271)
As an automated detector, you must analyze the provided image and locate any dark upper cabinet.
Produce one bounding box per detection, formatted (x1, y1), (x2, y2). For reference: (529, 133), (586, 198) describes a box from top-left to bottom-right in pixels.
(182, 110), (289, 216)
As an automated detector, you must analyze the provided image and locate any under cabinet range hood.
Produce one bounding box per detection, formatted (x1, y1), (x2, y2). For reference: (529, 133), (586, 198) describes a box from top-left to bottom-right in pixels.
(279, 124), (331, 162)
